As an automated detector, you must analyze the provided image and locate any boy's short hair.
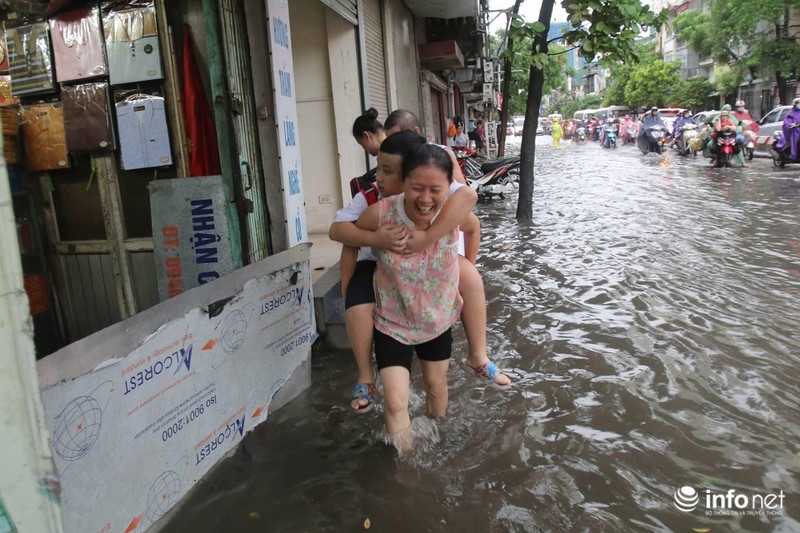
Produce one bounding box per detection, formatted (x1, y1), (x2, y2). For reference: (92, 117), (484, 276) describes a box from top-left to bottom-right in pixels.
(379, 130), (426, 156)
(384, 109), (422, 132)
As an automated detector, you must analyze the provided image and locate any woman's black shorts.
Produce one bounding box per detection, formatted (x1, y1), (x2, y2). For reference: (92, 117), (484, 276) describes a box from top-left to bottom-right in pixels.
(374, 327), (453, 371)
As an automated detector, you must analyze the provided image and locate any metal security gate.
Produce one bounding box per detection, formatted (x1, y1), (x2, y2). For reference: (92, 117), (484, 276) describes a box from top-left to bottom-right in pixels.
(362, 0), (388, 120)
(321, 0), (358, 24)
(218, 0), (272, 263)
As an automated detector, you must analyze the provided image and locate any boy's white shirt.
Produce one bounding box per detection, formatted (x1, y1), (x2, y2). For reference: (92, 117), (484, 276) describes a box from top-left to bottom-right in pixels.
(332, 180), (467, 259)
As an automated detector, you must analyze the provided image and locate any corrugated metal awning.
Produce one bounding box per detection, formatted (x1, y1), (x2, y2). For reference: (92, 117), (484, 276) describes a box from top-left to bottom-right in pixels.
(402, 0), (478, 19)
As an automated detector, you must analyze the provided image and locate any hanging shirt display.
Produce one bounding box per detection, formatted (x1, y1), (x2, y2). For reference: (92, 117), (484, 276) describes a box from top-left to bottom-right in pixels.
(63, 82), (115, 152)
(5, 21), (56, 96)
(20, 102), (70, 171)
(115, 93), (172, 170)
(49, 7), (108, 83)
(103, 2), (163, 85)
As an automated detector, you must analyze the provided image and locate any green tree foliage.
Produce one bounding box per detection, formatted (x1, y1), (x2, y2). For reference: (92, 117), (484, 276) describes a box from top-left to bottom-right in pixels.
(624, 60), (682, 108)
(671, 78), (716, 110)
(495, 31), (572, 116)
(673, 0), (800, 102)
(603, 42), (659, 106)
(604, 41), (713, 110)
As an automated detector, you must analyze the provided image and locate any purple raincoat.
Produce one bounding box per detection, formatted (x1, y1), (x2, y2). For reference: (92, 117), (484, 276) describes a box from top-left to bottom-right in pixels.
(776, 107), (800, 160)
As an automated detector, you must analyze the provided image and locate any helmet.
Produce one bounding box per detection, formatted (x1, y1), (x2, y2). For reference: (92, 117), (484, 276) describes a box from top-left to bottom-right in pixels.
(682, 109), (691, 115)
(721, 104), (732, 111)
(793, 97), (800, 106)
(651, 106), (658, 111)
(735, 100), (745, 108)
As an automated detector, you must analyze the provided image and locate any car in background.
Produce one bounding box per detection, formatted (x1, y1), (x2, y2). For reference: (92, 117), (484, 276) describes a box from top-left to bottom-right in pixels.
(513, 116), (525, 136)
(693, 110), (719, 128)
(658, 108), (685, 132)
(754, 105), (792, 157)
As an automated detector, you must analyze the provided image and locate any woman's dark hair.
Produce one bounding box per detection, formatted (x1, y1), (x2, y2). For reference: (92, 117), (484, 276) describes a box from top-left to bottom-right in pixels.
(401, 143), (453, 183)
(379, 130), (426, 156)
(352, 107), (383, 138)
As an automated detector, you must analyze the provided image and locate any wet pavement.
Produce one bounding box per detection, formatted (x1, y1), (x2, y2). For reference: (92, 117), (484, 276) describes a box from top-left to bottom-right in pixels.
(164, 136), (800, 532)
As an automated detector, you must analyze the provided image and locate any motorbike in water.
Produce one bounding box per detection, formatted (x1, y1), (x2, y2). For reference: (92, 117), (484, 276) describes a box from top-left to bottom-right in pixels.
(738, 120), (758, 161)
(621, 125), (637, 146)
(638, 124), (669, 155)
(711, 127), (740, 168)
(601, 125), (618, 149)
(770, 128), (800, 168)
(674, 123), (699, 156)
(574, 126), (587, 142)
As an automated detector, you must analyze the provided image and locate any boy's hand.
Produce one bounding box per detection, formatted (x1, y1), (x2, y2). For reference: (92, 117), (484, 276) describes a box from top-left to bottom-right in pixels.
(401, 229), (433, 254)
(373, 223), (409, 253)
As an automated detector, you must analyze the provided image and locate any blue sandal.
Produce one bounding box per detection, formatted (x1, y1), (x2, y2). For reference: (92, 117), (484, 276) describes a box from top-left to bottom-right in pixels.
(463, 361), (511, 389)
(351, 383), (377, 413)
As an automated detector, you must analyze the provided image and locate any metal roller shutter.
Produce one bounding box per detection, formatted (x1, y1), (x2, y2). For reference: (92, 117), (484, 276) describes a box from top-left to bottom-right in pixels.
(362, 0), (388, 120)
(321, 0), (358, 24)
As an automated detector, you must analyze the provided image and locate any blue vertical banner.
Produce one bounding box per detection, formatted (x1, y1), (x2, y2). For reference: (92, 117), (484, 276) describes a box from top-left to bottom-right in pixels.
(267, 0), (307, 247)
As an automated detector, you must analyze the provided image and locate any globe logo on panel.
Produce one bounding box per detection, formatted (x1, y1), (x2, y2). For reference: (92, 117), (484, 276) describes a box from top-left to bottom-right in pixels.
(674, 485), (700, 512)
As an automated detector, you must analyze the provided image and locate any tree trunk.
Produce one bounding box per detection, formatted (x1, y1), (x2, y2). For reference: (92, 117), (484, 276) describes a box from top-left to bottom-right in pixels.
(516, 0), (554, 221)
(498, 0), (523, 158)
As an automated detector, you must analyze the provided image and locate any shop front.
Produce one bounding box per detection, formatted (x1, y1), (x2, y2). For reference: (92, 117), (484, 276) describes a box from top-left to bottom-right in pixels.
(2, 0), (308, 355)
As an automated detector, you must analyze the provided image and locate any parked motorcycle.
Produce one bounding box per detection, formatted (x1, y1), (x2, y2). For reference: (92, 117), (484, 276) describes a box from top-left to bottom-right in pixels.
(770, 129), (800, 168)
(638, 125), (669, 155)
(465, 156), (520, 199)
(712, 127), (739, 168)
(453, 145), (487, 180)
(674, 123), (699, 156)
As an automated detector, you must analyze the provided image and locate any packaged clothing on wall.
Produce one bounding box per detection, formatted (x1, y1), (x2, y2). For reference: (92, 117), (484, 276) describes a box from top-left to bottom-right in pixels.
(49, 7), (108, 83)
(5, 22), (56, 96)
(115, 92), (172, 170)
(63, 82), (115, 152)
(103, 3), (163, 85)
(20, 102), (70, 171)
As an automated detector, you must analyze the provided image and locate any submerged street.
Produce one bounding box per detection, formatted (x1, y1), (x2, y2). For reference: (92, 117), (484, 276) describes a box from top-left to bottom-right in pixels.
(165, 136), (800, 532)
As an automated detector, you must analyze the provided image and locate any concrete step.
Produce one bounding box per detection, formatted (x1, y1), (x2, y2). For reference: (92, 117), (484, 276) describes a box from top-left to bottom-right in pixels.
(312, 262), (350, 349)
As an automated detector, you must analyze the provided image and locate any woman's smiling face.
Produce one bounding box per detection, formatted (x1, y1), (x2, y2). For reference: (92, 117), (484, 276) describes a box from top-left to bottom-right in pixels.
(402, 163), (450, 228)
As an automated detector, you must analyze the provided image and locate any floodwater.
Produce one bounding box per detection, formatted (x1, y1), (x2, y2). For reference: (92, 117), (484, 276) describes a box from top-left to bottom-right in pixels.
(166, 137), (800, 532)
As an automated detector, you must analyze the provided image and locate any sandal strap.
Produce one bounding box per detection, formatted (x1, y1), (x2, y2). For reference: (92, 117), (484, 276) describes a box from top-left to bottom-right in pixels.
(473, 362), (499, 384)
(351, 382), (376, 402)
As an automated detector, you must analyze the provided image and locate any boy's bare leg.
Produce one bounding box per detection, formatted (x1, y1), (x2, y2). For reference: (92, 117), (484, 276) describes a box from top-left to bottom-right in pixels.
(420, 359), (450, 418)
(346, 303), (376, 410)
(380, 365), (413, 454)
(458, 257), (511, 386)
